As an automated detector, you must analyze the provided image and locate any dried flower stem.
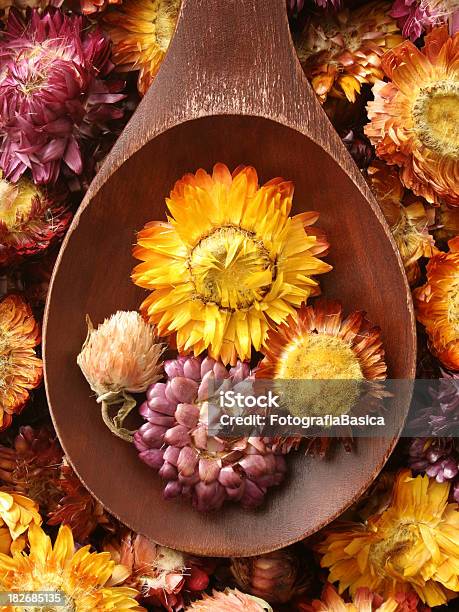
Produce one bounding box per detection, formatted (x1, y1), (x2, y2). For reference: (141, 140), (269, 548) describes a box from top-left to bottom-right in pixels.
(99, 391), (137, 443)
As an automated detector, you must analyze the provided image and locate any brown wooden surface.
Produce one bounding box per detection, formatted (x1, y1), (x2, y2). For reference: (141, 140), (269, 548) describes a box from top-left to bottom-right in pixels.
(43, 0), (416, 557)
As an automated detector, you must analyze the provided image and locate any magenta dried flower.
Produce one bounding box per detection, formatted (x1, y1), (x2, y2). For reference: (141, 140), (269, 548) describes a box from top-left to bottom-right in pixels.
(135, 355), (287, 512)
(408, 437), (459, 502)
(390, 0), (457, 41)
(0, 8), (125, 185)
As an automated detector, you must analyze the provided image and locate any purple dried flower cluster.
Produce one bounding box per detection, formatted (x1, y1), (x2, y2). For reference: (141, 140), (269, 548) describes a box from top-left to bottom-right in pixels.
(408, 437), (459, 501)
(0, 8), (125, 185)
(390, 0), (454, 40)
(408, 372), (459, 501)
(135, 355), (287, 512)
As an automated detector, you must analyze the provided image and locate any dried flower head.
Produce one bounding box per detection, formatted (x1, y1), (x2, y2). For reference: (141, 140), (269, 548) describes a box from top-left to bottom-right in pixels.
(79, 0), (122, 14)
(0, 490), (41, 555)
(47, 461), (117, 542)
(0, 294), (42, 431)
(104, 0), (180, 95)
(231, 548), (309, 604)
(0, 426), (63, 514)
(318, 470), (459, 606)
(135, 355), (287, 511)
(301, 583), (422, 611)
(433, 203), (459, 243)
(295, 2), (402, 103)
(186, 588), (272, 611)
(78, 310), (163, 441)
(365, 27), (459, 206)
(408, 438), (459, 501)
(105, 530), (210, 610)
(256, 300), (387, 456)
(132, 163), (331, 366)
(413, 237), (459, 371)
(390, 0), (459, 41)
(0, 8), (125, 184)
(0, 523), (145, 610)
(0, 173), (71, 267)
(367, 162), (437, 285)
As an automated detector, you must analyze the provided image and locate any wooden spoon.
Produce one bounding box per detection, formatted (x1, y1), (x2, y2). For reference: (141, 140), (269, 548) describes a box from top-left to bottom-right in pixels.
(44, 0), (416, 556)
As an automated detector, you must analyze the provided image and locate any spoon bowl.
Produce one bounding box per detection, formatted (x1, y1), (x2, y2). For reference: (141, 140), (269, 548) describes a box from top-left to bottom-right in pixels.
(44, 0), (416, 556)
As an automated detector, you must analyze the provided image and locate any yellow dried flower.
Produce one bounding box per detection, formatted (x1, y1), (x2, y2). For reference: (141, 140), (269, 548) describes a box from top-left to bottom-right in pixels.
(104, 0), (180, 95)
(0, 523), (145, 611)
(77, 311), (163, 441)
(0, 490), (41, 555)
(413, 237), (459, 371)
(132, 163), (331, 366)
(295, 1), (402, 103)
(318, 470), (459, 606)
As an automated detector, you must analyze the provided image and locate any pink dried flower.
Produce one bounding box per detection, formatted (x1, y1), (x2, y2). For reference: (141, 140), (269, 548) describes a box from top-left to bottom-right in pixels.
(0, 8), (125, 184)
(105, 530), (211, 611)
(186, 588), (272, 611)
(135, 355), (287, 512)
(0, 174), (71, 267)
(390, 0), (459, 40)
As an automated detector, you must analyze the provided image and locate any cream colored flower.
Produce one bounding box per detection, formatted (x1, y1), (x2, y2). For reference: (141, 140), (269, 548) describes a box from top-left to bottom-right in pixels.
(77, 311), (163, 441)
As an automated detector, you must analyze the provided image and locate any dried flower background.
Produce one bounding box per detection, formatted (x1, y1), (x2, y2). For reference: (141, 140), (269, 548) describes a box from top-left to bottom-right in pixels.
(0, 0), (458, 609)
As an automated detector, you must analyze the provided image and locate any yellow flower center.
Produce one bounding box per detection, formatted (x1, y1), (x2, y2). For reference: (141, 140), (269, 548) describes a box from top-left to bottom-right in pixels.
(275, 333), (364, 417)
(0, 178), (38, 231)
(413, 81), (459, 159)
(189, 226), (274, 310)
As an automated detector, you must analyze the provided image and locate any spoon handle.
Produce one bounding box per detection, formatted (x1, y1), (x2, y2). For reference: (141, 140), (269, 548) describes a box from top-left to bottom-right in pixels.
(160, 0), (304, 116)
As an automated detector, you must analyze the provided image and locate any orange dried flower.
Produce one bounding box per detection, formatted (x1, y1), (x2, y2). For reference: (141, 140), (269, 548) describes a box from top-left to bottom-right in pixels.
(256, 299), (387, 456)
(47, 461), (117, 542)
(0, 294), (42, 431)
(365, 27), (459, 206)
(187, 588), (272, 611)
(295, 1), (402, 103)
(301, 583), (421, 611)
(413, 237), (459, 371)
(104, 0), (180, 95)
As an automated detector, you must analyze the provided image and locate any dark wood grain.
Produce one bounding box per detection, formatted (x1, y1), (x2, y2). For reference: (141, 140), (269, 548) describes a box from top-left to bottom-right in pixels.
(43, 0), (416, 556)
